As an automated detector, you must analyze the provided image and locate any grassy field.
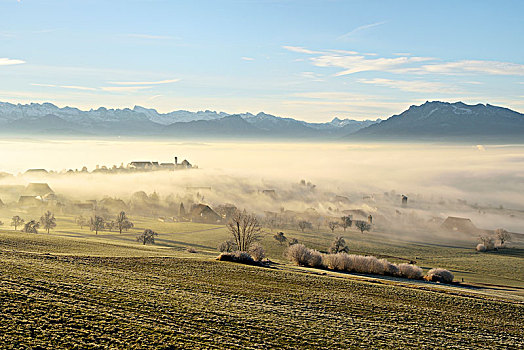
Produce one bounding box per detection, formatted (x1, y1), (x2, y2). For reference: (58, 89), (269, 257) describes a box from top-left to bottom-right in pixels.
(3, 213), (522, 289)
(0, 215), (523, 348)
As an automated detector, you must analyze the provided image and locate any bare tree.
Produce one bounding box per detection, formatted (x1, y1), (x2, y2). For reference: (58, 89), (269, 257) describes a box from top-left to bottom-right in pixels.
(340, 216), (352, 232)
(227, 210), (262, 251)
(330, 236), (349, 254)
(105, 221), (116, 232)
(355, 221), (371, 234)
(478, 235), (495, 250)
(116, 211), (132, 234)
(495, 228), (511, 246)
(90, 216), (105, 235)
(273, 231), (287, 245)
(11, 216), (24, 231)
(75, 215), (88, 229)
(298, 220), (312, 232)
(39, 211), (57, 234)
(137, 229), (158, 245)
(328, 221), (338, 233)
(23, 220), (39, 234)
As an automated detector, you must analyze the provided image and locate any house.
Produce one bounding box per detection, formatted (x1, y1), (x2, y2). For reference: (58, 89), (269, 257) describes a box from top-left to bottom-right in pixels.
(24, 183), (54, 197)
(440, 216), (478, 234)
(25, 169), (48, 175)
(160, 163), (175, 170)
(130, 161), (154, 170)
(18, 195), (42, 208)
(189, 204), (221, 224)
(178, 159), (192, 169)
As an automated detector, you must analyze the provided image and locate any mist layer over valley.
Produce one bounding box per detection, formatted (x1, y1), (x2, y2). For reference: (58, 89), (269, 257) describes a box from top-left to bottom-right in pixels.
(1, 139), (523, 234)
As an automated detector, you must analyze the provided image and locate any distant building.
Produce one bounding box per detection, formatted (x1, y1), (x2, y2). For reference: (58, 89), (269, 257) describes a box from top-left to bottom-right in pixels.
(440, 216), (478, 234)
(18, 195), (42, 208)
(24, 183), (54, 197)
(189, 204), (221, 224)
(179, 159), (192, 169)
(25, 169), (48, 174)
(130, 161), (155, 170)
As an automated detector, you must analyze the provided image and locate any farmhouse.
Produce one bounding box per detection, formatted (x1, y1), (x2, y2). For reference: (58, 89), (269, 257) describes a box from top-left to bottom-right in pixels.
(440, 216), (478, 234)
(18, 195), (42, 208)
(189, 204), (221, 224)
(24, 169), (48, 175)
(24, 183), (54, 197)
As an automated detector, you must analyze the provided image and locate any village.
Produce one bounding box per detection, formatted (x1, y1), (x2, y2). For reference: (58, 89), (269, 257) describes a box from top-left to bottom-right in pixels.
(0, 175), (515, 243)
(19, 156), (195, 176)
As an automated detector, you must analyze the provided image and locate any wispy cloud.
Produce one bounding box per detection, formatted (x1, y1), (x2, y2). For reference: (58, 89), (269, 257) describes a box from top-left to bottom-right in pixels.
(300, 72), (324, 82)
(312, 54), (433, 75)
(337, 21), (387, 40)
(108, 78), (180, 85)
(31, 83), (57, 88)
(0, 57), (25, 65)
(282, 46), (322, 54)
(100, 86), (153, 92)
(358, 78), (461, 93)
(32, 83), (96, 91)
(285, 45), (524, 77)
(241, 57), (254, 61)
(60, 85), (97, 91)
(414, 60), (524, 76)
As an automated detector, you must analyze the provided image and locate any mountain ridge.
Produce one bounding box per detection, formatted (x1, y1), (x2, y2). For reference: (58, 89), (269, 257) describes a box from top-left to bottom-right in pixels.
(0, 100), (522, 141)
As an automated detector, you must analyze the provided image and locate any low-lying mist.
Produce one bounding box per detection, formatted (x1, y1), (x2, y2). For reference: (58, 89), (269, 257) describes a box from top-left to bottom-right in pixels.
(1, 139), (523, 233)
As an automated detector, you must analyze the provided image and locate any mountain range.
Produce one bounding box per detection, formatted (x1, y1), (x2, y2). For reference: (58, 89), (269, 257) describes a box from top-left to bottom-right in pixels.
(0, 101), (522, 141)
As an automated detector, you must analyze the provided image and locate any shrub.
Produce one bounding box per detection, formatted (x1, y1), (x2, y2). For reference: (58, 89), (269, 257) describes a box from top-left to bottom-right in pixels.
(476, 243), (486, 252)
(323, 253), (352, 271)
(285, 244), (323, 267)
(249, 243), (266, 262)
(424, 268), (454, 284)
(216, 251), (254, 264)
(285, 244), (310, 266)
(379, 258), (399, 276)
(478, 235), (495, 250)
(307, 249), (323, 268)
(286, 245), (424, 280)
(397, 263), (423, 279)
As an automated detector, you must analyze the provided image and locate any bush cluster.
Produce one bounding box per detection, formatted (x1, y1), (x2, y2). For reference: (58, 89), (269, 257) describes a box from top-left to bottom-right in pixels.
(285, 244), (424, 279)
(285, 244), (323, 268)
(285, 244), (453, 283)
(423, 268), (454, 284)
(216, 251), (255, 264)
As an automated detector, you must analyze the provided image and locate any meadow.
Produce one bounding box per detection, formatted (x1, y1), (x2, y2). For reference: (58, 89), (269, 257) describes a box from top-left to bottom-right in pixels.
(1, 213), (523, 348)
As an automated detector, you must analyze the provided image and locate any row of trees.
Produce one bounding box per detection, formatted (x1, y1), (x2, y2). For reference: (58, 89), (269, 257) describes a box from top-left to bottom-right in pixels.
(10, 212), (57, 234)
(219, 210), (358, 264)
(297, 216), (371, 234)
(75, 211), (134, 235)
(477, 228), (511, 252)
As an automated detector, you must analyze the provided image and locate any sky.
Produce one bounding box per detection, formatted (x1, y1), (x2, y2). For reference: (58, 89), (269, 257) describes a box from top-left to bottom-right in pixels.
(0, 0), (523, 122)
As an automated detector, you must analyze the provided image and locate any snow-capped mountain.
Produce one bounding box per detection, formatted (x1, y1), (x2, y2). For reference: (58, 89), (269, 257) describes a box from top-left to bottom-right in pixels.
(0, 101), (377, 138)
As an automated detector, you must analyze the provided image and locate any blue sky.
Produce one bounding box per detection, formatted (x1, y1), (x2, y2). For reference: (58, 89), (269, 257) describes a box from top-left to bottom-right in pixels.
(1, 0), (523, 121)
